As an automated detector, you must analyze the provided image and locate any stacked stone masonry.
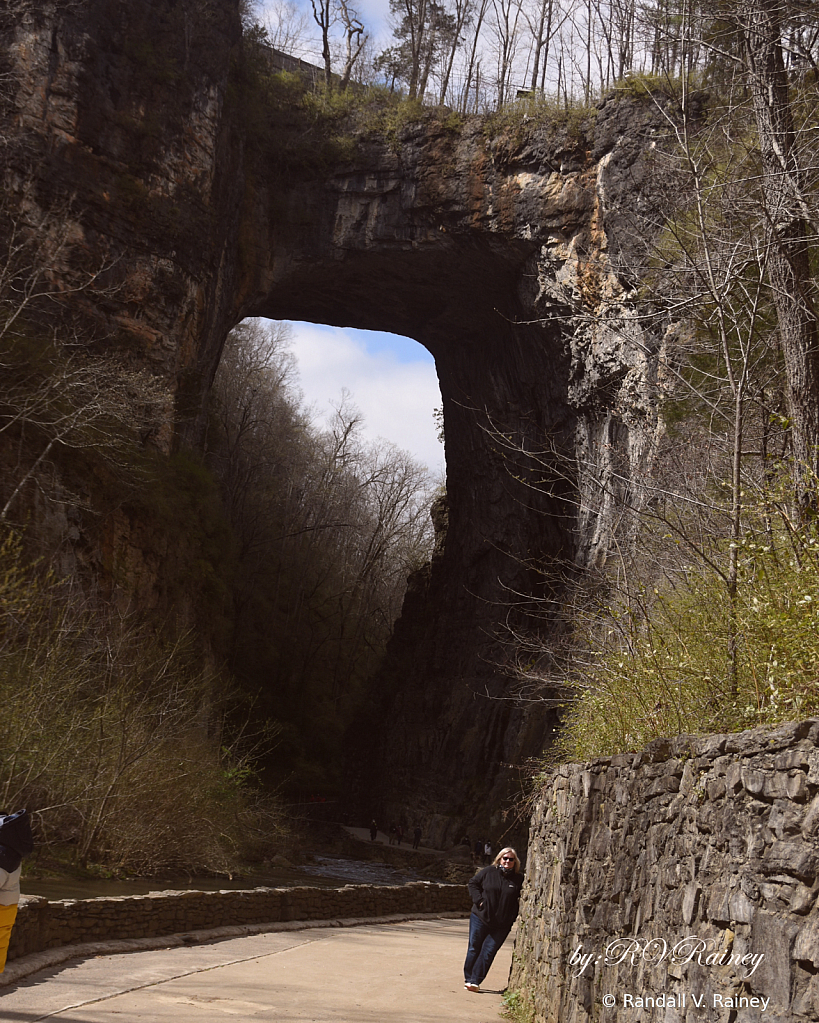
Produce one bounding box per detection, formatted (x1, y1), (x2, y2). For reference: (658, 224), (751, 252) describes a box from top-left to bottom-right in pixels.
(8, 882), (469, 962)
(510, 718), (819, 1023)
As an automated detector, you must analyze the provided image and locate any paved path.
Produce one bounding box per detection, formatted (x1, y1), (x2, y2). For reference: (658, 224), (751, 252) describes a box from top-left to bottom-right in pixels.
(341, 826), (445, 857)
(0, 918), (514, 1022)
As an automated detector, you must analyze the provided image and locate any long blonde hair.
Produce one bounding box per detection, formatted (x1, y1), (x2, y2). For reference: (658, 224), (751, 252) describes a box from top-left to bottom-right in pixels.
(493, 846), (521, 872)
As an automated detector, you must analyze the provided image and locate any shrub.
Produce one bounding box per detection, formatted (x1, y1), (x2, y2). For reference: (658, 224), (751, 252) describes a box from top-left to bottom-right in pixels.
(557, 526), (819, 760)
(0, 529), (284, 875)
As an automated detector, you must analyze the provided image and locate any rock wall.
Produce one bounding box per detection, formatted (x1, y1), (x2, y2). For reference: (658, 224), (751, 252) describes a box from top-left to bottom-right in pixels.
(9, 880), (468, 963)
(1, 0), (677, 838)
(511, 719), (819, 1023)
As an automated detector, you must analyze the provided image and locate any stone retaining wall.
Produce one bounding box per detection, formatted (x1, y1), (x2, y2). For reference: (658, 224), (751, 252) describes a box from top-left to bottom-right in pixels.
(510, 718), (819, 1023)
(9, 881), (469, 962)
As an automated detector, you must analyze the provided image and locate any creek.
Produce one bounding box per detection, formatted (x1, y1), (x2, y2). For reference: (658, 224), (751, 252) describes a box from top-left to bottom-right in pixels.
(21, 855), (420, 902)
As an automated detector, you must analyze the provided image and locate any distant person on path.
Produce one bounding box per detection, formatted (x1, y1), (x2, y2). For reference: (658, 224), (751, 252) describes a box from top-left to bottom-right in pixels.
(483, 840), (492, 864)
(0, 809), (33, 973)
(412, 825), (422, 850)
(463, 846), (523, 993)
(369, 820), (378, 842)
(396, 823), (404, 845)
(388, 822), (397, 845)
(473, 839), (482, 865)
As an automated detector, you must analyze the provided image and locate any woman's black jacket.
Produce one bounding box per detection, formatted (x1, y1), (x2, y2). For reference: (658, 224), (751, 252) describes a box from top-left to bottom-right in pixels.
(468, 864), (523, 931)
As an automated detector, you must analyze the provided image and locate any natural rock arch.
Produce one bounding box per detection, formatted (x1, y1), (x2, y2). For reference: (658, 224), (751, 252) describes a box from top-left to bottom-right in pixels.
(229, 117), (666, 838)
(4, 0), (667, 841)
(233, 135), (582, 837)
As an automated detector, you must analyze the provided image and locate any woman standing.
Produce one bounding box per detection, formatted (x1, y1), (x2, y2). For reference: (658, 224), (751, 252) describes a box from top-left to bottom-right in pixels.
(463, 846), (523, 992)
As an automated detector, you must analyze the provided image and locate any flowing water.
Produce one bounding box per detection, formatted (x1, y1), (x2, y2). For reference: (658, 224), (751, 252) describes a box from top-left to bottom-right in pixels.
(21, 856), (420, 902)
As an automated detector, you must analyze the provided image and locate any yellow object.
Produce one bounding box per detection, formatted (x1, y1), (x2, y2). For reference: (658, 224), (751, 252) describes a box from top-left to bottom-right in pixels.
(0, 902), (18, 972)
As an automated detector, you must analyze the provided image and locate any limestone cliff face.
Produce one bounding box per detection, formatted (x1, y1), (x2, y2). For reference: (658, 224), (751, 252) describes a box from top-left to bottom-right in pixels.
(1, 0), (245, 602)
(1, 0), (671, 838)
(3, 0), (242, 418)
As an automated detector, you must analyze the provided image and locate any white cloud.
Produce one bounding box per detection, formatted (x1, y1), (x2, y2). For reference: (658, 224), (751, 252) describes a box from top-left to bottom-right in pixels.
(284, 322), (445, 476)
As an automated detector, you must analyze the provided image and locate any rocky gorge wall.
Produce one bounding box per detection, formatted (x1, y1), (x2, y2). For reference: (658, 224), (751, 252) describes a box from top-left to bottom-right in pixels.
(1, 0), (677, 839)
(511, 718), (819, 1023)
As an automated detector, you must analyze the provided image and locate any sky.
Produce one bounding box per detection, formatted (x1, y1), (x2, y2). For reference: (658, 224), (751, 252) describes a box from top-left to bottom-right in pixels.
(258, 0), (393, 62)
(278, 321), (445, 476)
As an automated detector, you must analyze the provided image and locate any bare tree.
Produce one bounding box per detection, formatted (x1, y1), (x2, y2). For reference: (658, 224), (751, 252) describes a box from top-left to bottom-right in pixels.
(459, 0), (490, 110)
(309, 0), (335, 88)
(381, 0), (459, 99)
(735, 0), (819, 511)
(433, 0), (473, 103)
(525, 0), (556, 92)
(0, 190), (171, 524)
(337, 0), (368, 89)
(489, 0), (524, 105)
(263, 0), (313, 56)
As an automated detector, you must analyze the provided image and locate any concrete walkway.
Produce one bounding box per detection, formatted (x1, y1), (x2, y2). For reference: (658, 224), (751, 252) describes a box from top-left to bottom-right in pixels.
(341, 826), (442, 855)
(0, 918), (514, 1022)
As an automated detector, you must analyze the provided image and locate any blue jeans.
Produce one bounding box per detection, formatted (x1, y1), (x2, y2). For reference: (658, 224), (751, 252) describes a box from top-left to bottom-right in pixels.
(463, 912), (511, 986)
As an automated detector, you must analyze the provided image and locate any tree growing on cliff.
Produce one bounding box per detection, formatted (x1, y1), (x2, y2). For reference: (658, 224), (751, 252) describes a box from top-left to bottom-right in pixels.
(488, 3), (819, 757)
(378, 0), (459, 99)
(734, 0), (819, 511)
(558, 9), (817, 756)
(305, 0), (369, 90)
(337, 0), (368, 90)
(0, 189), (171, 526)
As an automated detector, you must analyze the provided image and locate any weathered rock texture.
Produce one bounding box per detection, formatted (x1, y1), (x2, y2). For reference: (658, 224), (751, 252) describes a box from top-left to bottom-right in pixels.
(2, 0), (672, 836)
(511, 719), (819, 1023)
(8, 880), (468, 964)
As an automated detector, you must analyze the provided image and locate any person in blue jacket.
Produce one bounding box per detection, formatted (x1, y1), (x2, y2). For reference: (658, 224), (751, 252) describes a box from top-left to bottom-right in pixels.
(463, 846), (523, 992)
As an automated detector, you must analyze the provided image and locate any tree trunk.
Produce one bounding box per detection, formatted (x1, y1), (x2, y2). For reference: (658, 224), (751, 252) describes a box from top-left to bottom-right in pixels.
(461, 0), (488, 112)
(529, 0), (552, 92)
(740, 0), (819, 510)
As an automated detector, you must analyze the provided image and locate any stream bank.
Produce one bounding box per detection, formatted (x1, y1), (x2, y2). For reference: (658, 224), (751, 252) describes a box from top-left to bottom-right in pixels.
(20, 821), (476, 902)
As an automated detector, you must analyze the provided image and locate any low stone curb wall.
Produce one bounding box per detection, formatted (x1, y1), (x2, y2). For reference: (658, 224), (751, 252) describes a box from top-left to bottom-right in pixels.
(8, 881), (469, 969)
(510, 718), (819, 1023)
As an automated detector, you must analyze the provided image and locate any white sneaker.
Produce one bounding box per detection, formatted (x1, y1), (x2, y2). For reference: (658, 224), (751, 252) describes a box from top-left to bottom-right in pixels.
(465, 982), (481, 992)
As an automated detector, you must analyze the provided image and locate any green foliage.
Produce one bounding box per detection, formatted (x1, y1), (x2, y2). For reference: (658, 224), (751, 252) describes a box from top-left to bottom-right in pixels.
(231, 31), (470, 172)
(558, 524), (819, 761)
(544, 53), (818, 765)
(611, 71), (690, 101)
(483, 94), (595, 153)
(357, 93), (429, 149)
(231, 64), (362, 172)
(0, 529), (284, 874)
(502, 988), (536, 1023)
